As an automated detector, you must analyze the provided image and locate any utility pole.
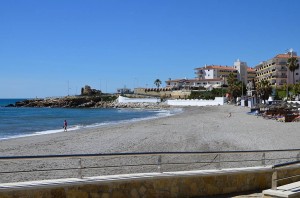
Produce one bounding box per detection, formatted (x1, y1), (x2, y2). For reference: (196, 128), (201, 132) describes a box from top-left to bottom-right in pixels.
(106, 80), (107, 93)
(67, 81), (70, 96)
(99, 80), (102, 91)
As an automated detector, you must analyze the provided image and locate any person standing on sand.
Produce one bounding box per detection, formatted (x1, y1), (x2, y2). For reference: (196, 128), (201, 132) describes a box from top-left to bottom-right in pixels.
(63, 120), (68, 132)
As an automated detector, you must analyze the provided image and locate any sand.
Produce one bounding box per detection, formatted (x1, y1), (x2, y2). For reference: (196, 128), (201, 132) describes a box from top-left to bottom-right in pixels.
(0, 105), (299, 182)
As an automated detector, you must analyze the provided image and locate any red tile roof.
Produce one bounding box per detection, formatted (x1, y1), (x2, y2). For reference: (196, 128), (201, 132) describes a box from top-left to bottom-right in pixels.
(195, 65), (235, 71)
(275, 54), (300, 58)
(275, 54), (292, 58)
(247, 67), (256, 72)
(195, 65), (255, 72)
(166, 78), (223, 82)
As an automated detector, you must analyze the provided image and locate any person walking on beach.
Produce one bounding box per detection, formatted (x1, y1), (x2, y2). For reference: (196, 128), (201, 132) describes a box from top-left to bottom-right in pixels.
(63, 120), (68, 132)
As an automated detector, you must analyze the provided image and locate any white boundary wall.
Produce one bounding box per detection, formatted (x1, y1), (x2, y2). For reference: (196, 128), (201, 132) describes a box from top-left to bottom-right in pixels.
(166, 97), (225, 106)
(117, 96), (160, 103)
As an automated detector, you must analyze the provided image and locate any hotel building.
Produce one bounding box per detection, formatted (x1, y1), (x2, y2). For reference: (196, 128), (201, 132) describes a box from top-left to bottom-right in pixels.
(166, 59), (256, 90)
(255, 50), (300, 87)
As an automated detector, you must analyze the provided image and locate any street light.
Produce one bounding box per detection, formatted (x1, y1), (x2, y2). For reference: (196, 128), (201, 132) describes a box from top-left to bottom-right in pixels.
(241, 76), (243, 98)
(220, 75), (224, 97)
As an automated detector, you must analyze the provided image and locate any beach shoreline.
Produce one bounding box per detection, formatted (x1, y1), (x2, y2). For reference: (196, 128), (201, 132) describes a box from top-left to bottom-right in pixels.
(0, 105), (299, 182)
(1, 105), (299, 156)
(0, 106), (180, 141)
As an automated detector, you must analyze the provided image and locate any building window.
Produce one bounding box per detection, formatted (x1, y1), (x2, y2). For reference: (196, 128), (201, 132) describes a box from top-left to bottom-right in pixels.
(296, 73), (299, 75)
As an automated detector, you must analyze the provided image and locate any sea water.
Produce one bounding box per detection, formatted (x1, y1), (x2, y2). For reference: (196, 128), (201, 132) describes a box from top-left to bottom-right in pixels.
(0, 99), (180, 140)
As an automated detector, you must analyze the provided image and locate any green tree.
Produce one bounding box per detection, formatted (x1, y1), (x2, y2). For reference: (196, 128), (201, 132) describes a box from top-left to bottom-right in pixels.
(256, 80), (272, 103)
(227, 73), (236, 87)
(286, 56), (299, 84)
(293, 82), (300, 96)
(227, 73), (242, 100)
(154, 79), (162, 89)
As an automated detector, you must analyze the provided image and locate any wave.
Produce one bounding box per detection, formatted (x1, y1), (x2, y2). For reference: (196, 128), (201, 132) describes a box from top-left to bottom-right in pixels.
(0, 108), (182, 141)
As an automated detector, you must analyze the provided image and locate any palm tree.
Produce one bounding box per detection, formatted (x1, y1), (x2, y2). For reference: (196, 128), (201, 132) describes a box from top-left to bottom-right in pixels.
(227, 73), (236, 87)
(256, 80), (272, 103)
(286, 56), (299, 84)
(227, 73), (242, 101)
(154, 79), (162, 89)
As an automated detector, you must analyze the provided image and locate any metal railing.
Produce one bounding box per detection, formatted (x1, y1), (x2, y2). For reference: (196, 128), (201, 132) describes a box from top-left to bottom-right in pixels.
(0, 149), (300, 183)
(271, 159), (300, 190)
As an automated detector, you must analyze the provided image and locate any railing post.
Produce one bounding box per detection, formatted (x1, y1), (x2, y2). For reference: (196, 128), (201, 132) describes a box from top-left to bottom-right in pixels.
(157, 155), (162, 173)
(78, 158), (83, 179)
(216, 154), (221, 169)
(272, 170), (277, 190)
(262, 153), (266, 166)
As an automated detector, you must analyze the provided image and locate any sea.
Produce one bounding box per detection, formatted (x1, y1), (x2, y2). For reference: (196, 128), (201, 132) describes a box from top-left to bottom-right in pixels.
(0, 99), (180, 140)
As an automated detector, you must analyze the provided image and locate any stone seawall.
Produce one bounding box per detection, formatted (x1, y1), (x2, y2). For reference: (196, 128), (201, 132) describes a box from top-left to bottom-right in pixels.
(0, 166), (299, 198)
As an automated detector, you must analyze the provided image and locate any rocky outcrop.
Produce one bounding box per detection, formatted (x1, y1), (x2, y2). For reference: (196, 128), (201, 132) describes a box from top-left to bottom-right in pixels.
(10, 96), (170, 109)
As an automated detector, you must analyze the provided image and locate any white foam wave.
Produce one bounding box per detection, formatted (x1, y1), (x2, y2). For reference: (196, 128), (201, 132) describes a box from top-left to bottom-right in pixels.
(0, 108), (182, 141)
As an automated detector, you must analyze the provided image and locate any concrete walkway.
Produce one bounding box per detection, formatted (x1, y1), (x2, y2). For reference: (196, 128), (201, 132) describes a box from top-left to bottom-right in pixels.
(262, 181), (300, 198)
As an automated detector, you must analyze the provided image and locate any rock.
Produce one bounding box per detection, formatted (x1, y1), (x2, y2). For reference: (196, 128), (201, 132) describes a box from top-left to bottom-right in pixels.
(5, 104), (15, 107)
(8, 96), (170, 109)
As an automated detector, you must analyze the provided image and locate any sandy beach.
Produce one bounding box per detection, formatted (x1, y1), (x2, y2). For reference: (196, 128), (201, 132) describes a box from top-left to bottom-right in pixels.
(0, 105), (299, 182)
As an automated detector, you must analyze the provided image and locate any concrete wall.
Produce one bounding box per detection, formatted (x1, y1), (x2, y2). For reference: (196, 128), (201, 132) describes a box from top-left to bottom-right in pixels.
(116, 96), (160, 103)
(117, 96), (225, 106)
(134, 88), (191, 99)
(1, 165), (299, 198)
(166, 97), (225, 106)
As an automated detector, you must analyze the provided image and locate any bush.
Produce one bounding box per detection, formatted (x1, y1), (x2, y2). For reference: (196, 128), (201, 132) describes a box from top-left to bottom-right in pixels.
(188, 91), (214, 100)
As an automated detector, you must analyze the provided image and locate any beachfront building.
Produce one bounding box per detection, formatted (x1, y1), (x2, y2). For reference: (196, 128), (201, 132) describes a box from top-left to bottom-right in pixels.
(255, 50), (300, 87)
(194, 59), (255, 85)
(135, 59), (255, 98)
(165, 59), (255, 91)
(165, 78), (223, 91)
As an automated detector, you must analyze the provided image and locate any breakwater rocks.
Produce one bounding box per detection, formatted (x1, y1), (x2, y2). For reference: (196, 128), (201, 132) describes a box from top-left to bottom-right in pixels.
(10, 97), (170, 109)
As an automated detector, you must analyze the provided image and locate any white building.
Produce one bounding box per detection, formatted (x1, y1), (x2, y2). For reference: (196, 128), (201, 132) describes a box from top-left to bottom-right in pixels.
(165, 78), (223, 91)
(165, 60), (255, 90)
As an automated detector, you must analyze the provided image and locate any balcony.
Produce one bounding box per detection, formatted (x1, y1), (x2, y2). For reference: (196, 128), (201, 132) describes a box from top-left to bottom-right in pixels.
(277, 75), (287, 79)
(277, 67), (287, 71)
(278, 62), (287, 65)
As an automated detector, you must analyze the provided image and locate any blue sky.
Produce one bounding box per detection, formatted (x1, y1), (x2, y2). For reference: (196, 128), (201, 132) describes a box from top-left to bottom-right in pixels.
(1, 0), (300, 98)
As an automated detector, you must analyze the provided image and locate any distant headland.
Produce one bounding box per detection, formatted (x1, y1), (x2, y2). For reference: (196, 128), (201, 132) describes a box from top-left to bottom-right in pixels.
(6, 85), (169, 109)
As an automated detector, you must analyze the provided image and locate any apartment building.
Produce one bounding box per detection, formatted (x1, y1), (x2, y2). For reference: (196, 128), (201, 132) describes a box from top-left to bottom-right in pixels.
(255, 50), (300, 86)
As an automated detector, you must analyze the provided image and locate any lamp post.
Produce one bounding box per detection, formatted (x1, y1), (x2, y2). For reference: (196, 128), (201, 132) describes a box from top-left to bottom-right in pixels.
(286, 84), (289, 100)
(241, 76), (243, 98)
(220, 75), (224, 97)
